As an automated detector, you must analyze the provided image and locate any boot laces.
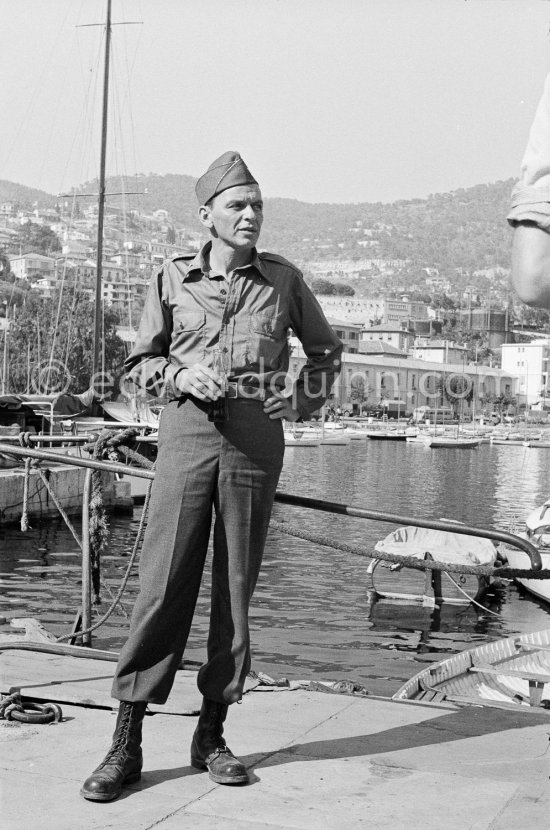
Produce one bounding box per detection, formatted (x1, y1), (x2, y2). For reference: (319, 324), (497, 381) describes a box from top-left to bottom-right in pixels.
(102, 707), (133, 765)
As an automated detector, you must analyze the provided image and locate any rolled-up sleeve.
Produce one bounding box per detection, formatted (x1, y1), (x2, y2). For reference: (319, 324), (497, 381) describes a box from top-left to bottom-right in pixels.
(124, 269), (179, 398)
(289, 274), (343, 418)
(508, 73), (550, 231)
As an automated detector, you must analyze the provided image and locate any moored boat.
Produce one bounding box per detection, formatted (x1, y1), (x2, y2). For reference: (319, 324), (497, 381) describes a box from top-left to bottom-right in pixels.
(427, 435), (483, 448)
(284, 429), (321, 447)
(393, 628), (550, 710)
(501, 499), (550, 604)
(366, 430), (408, 441)
(368, 524), (498, 607)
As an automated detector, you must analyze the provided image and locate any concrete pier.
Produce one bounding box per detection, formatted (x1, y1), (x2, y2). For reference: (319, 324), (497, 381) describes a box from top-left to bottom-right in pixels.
(1, 650), (549, 829)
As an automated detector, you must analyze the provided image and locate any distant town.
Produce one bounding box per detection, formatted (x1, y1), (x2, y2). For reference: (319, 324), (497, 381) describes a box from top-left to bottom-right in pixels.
(0, 183), (548, 422)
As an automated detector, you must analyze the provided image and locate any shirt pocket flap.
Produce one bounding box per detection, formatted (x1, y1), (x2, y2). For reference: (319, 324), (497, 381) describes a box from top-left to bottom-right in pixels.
(250, 311), (283, 338)
(174, 310), (206, 332)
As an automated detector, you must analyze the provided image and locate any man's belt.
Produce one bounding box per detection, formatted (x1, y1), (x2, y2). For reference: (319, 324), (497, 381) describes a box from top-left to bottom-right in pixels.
(225, 382), (267, 401)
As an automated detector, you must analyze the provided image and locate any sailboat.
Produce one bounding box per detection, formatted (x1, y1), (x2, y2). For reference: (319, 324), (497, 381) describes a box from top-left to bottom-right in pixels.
(410, 395), (482, 449)
(50, 2), (158, 435)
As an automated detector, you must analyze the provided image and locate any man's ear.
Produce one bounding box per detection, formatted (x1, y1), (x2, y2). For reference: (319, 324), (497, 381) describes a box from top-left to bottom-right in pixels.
(198, 204), (214, 229)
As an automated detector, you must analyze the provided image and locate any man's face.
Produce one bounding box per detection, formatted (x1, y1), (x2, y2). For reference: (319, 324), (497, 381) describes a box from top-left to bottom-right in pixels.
(201, 184), (264, 250)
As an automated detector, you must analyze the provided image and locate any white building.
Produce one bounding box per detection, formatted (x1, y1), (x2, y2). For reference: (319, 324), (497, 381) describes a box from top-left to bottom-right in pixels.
(501, 339), (550, 408)
(412, 341), (469, 365)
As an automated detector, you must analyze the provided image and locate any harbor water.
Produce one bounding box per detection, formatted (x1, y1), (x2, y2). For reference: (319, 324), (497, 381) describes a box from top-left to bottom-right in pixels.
(1, 439), (550, 697)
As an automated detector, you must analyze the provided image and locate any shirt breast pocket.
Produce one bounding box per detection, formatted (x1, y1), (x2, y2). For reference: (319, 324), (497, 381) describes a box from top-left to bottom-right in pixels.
(249, 311), (286, 367)
(172, 310), (206, 362)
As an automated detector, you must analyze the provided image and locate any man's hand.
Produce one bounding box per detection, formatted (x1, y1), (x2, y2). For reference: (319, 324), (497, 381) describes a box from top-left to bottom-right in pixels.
(175, 363), (224, 401)
(263, 393), (301, 421)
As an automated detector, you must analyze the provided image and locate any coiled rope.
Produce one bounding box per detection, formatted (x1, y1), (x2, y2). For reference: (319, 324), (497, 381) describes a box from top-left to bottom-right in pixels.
(0, 690), (63, 724)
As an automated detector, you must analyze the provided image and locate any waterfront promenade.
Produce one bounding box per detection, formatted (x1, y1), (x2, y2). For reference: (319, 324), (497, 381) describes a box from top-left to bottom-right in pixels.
(2, 666), (549, 829)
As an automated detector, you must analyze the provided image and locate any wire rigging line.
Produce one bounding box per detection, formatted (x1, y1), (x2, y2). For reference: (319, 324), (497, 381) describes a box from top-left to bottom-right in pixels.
(58, 25), (105, 196)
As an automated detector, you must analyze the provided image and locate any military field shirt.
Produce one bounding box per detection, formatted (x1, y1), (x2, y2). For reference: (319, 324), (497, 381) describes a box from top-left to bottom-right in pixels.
(124, 242), (343, 418)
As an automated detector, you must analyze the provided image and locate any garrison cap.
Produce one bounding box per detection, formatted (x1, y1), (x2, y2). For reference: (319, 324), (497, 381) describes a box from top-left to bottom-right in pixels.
(195, 151), (258, 205)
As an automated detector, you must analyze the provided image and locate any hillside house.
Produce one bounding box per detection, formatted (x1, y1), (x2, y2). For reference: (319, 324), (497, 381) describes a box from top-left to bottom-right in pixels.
(9, 252), (55, 280)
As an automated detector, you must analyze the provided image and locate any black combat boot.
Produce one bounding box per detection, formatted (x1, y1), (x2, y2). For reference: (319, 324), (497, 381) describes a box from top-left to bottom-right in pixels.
(190, 698), (249, 784)
(80, 701), (147, 801)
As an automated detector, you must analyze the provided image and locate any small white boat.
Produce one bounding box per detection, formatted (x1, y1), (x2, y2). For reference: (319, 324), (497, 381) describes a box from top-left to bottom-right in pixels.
(502, 500), (550, 604)
(368, 525), (498, 607)
(426, 435), (482, 448)
(305, 431), (351, 445)
(318, 433), (351, 445)
(393, 628), (550, 710)
(406, 433), (432, 445)
(284, 429), (321, 447)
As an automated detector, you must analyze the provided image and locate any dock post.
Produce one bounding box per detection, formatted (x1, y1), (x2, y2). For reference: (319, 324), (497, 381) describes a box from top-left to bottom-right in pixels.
(81, 469), (93, 647)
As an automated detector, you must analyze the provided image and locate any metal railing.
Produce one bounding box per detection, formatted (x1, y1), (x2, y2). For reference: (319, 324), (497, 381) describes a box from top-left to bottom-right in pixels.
(0, 440), (543, 649)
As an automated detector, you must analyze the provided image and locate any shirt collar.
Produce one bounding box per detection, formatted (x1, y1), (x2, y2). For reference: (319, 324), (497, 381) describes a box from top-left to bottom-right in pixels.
(182, 241), (272, 283)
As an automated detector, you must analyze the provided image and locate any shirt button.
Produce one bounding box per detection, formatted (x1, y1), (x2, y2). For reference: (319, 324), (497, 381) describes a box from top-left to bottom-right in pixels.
(220, 288), (227, 296)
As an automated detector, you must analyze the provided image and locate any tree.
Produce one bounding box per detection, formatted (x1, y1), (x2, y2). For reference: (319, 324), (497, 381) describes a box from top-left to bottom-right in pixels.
(5, 288), (126, 395)
(442, 372), (474, 414)
(349, 374), (371, 411)
(333, 283), (355, 296)
(18, 222), (61, 256)
(310, 277), (335, 295)
(0, 251), (12, 281)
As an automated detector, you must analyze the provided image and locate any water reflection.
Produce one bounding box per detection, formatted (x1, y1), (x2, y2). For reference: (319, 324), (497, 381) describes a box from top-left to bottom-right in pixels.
(1, 441), (550, 695)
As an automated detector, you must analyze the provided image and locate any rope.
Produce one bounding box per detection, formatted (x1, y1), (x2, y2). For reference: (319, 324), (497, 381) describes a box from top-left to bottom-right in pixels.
(37, 468), (82, 549)
(269, 518), (550, 580)
(0, 691), (63, 724)
(12, 426), (157, 640)
(55, 471), (154, 642)
(20, 457), (32, 532)
(443, 571), (501, 617)
(19, 432), (33, 532)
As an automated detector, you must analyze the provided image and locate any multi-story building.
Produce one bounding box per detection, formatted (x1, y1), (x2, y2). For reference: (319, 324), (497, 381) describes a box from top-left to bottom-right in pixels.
(458, 306), (510, 349)
(412, 341), (469, 365)
(384, 298), (429, 325)
(325, 318), (362, 353)
(361, 323), (415, 353)
(501, 339), (550, 408)
(9, 252), (55, 280)
(288, 340), (517, 417)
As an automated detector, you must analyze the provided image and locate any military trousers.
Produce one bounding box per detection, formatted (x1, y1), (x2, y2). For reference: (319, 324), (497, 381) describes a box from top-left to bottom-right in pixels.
(112, 396), (284, 705)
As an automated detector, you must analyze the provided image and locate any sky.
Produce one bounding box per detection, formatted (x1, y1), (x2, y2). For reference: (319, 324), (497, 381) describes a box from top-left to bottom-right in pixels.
(1, 0), (550, 205)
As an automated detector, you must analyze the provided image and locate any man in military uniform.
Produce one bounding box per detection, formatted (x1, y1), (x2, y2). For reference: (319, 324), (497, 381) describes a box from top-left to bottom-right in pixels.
(80, 151), (342, 801)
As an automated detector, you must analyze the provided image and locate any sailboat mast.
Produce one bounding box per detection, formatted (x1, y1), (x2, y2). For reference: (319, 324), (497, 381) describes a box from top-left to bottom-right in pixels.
(92, 0), (112, 386)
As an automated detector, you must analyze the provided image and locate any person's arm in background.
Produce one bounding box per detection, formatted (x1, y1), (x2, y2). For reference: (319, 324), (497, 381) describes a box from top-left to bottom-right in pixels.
(508, 73), (550, 308)
(511, 224), (550, 307)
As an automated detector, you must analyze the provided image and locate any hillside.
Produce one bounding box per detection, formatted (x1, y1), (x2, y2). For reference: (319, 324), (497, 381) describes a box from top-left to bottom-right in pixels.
(0, 180), (57, 210)
(0, 175), (517, 275)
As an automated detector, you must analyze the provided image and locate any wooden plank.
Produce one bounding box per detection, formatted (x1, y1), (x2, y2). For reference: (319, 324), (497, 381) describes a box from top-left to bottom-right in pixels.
(470, 665), (550, 683)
